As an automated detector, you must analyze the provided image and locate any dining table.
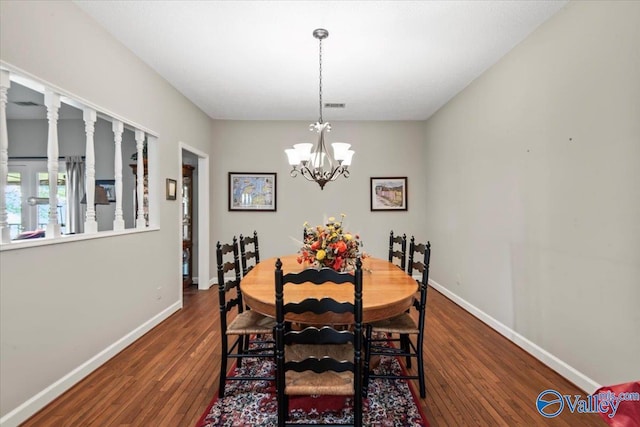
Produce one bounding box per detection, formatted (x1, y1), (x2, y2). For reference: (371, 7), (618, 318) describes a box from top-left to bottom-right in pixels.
(240, 255), (418, 325)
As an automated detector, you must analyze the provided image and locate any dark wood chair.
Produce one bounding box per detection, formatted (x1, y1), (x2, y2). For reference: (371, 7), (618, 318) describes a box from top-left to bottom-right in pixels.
(239, 230), (260, 277)
(388, 231), (407, 270)
(364, 237), (431, 398)
(274, 258), (363, 427)
(216, 238), (275, 398)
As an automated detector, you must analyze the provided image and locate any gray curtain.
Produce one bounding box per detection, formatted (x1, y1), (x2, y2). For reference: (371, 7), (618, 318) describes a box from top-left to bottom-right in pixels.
(65, 156), (85, 234)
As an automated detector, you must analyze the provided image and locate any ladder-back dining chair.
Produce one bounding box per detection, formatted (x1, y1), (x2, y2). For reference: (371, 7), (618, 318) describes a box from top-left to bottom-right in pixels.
(364, 237), (431, 398)
(239, 230), (260, 277)
(216, 238), (275, 398)
(388, 231), (407, 271)
(274, 258), (364, 427)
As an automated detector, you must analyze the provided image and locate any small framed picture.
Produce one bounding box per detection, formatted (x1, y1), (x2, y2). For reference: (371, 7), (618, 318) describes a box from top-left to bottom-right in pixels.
(95, 179), (116, 202)
(370, 177), (408, 211)
(166, 178), (177, 200)
(229, 172), (277, 211)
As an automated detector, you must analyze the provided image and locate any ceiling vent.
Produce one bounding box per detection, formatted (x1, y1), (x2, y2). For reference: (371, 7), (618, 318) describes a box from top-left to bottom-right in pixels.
(11, 101), (42, 107)
(324, 103), (345, 109)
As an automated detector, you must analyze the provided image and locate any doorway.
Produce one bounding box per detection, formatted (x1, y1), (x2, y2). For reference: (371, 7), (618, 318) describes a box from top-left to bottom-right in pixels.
(179, 143), (210, 299)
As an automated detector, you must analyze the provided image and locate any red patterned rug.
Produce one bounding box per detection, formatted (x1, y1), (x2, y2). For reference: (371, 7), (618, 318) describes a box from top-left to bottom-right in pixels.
(196, 352), (428, 426)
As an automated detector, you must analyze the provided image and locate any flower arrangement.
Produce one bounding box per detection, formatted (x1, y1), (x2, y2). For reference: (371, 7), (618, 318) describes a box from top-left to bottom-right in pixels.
(298, 214), (365, 272)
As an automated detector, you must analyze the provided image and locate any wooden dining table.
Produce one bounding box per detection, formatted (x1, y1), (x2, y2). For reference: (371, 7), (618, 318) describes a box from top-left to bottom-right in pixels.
(240, 255), (418, 325)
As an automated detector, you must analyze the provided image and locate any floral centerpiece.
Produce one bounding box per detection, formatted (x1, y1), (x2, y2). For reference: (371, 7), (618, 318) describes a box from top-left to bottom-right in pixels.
(298, 214), (365, 272)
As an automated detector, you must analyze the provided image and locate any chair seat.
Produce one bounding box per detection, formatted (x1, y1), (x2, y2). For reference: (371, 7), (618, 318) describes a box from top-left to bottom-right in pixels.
(227, 310), (275, 335)
(284, 343), (354, 395)
(370, 313), (419, 334)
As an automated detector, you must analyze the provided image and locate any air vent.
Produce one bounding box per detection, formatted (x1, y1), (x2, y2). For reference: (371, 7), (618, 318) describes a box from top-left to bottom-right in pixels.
(324, 103), (346, 109)
(12, 101), (42, 107)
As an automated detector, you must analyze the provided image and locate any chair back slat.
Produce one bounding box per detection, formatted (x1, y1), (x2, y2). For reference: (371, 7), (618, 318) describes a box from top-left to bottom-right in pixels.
(285, 357), (355, 374)
(222, 261), (237, 274)
(223, 280), (240, 292)
(224, 300), (240, 312)
(282, 268), (356, 285)
(283, 326), (354, 345)
(284, 298), (354, 315)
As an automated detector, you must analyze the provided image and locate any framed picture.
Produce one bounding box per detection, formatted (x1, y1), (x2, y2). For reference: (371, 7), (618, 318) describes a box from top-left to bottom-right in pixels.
(95, 179), (116, 202)
(166, 178), (177, 200)
(228, 172), (277, 211)
(370, 177), (408, 211)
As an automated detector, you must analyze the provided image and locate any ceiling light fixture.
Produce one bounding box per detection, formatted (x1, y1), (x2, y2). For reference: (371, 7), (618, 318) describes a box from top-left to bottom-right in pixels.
(284, 28), (354, 190)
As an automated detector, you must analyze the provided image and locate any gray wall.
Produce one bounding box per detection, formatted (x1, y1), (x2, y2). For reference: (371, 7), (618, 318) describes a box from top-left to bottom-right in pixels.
(0, 1), (212, 422)
(422, 0), (639, 387)
(210, 120), (428, 268)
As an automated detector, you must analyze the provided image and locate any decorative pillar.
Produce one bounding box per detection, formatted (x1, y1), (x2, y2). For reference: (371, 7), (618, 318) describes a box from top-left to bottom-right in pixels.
(44, 89), (61, 238)
(135, 129), (146, 228)
(112, 120), (125, 231)
(83, 107), (98, 233)
(0, 70), (10, 243)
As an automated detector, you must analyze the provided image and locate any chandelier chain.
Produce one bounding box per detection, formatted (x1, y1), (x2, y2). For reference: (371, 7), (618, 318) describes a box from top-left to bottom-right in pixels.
(318, 37), (323, 124)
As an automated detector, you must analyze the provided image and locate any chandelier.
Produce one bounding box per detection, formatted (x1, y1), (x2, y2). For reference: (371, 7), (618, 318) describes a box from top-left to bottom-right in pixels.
(285, 28), (354, 190)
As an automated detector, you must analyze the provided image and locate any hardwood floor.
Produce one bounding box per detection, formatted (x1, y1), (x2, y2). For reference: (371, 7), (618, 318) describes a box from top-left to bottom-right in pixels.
(22, 286), (604, 426)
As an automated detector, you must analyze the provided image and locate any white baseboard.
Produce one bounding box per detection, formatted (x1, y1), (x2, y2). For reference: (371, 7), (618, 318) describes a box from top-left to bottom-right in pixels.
(208, 276), (217, 289)
(427, 278), (601, 394)
(0, 301), (182, 427)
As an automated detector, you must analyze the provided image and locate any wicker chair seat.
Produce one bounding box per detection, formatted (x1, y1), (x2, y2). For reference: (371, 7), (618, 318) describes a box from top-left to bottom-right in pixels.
(284, 343), (354, 395)
(227, 310), (275, 335)
(370, 313), (418, 334)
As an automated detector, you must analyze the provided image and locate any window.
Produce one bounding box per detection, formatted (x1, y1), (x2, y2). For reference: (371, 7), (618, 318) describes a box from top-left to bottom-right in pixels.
(7, 160), (67, 238)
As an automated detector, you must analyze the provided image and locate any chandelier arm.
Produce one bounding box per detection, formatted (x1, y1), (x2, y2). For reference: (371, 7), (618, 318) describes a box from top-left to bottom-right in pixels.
(298, 166), (317, 182)
(326, 165), (346, 182)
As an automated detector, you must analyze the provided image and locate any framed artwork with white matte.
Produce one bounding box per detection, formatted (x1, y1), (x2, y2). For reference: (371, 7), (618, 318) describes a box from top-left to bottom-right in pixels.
(370, 177), (408, 211)
(228, 172), (277, 212)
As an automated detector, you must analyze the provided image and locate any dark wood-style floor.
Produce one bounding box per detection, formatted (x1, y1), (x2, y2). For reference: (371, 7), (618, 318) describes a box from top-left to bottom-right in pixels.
(22, 286), (604, 426)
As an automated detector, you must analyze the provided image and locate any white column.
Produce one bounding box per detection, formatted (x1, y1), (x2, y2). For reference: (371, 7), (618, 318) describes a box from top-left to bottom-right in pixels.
(135, 129), (146, 228)
(112, 120), (125, 231)
(44, 89), (61, 238)
(83, 107), (98, 233)
(0, 70), (10, 243)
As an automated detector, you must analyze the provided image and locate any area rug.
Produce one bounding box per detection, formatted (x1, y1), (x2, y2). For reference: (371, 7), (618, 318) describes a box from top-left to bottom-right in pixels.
(196, 354), (428, 426)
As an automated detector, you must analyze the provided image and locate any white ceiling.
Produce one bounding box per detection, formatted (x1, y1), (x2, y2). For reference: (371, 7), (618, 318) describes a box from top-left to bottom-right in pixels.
(65, 1), (567, 121)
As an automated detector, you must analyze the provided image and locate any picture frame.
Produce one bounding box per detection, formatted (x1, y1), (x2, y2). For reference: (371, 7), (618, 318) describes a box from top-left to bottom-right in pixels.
(228, 172), (277, 212)
(95, 179), (116, 202)
(370, 177), (408, 211)
(166, 178), (177, 200)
